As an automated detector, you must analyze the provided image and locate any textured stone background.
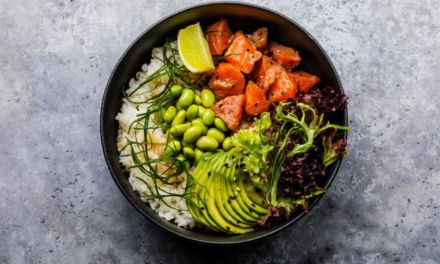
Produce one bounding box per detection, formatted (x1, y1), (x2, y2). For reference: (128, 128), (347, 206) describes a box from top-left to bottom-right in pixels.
(1, 0), (439, 263)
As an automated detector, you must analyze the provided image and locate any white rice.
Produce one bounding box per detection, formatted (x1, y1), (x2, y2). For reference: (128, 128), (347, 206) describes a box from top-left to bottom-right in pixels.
(115, 42), (195, 228)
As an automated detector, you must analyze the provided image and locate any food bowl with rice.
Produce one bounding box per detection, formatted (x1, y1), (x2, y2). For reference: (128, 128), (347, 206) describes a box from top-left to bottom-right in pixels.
(101, 2), (349, 244)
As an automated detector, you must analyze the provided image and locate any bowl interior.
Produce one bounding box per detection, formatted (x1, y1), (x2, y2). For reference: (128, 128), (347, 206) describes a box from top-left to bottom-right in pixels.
(101, 3), (347, 245)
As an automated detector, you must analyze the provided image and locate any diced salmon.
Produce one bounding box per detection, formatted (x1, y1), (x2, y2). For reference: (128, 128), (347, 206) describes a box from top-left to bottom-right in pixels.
(205, 19), (233, 56)
(211, 95), (244, 131)
(251, 27), (268, 50)
(209, 63), (245, 99)
(291, 71), (320, 92)
(224, 32), (262, 74)
(270, 41), (301, 69)
(254, 55), (283, 93)
(267, 70), (298, 103)
(244, 81), (270, 116)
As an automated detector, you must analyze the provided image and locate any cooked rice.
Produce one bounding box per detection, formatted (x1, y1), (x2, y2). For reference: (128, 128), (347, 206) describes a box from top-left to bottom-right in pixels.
(115, 42), (195, 228)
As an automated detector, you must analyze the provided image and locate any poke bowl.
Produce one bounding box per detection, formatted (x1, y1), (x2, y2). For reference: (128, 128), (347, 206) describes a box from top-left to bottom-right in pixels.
(101, 2), (349, 245)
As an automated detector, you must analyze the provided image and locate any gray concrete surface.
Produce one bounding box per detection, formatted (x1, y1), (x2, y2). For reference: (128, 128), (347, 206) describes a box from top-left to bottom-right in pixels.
(1, 0), (439, 263)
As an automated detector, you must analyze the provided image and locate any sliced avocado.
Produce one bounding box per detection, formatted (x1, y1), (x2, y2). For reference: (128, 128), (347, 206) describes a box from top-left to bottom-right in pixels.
(242, 176), (268, 209)
(207, 154), (253, 230)
(206, 173), (254, 234)
(223, 155), (259, 222)
(219, 161), (255, 225)
(197, 155), (225, 231)
(185, 166), (209, 227)
(228, 153), (267, 214)
(224, 154), (262, 219)
(237, 174), (268, 215)
(187, 197), (211, 229)
(190, 156), (223, 231)
(213, 158), (254, 228)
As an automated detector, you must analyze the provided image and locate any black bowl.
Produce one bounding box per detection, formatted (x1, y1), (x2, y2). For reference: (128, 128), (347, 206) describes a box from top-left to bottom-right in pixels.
(101, 2), (348, 245)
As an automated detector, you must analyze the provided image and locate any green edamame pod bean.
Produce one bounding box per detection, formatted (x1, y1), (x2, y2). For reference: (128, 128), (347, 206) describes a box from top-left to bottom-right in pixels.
(164, 140), (181, 156)
(176, 154), (186, 162)
(222, 137), (233, 151)
(178, 89), (195, 108)
(196, 136), (219, 151)
(191, 118), (208, 134)
(194, 94), (202, 105)
(183, 125), (203, 144)
(183, 147), (194, 159)
(202, 109), (215, 125)
(169, 123), (191, 137)
(163, 106), (177, 123)
(194, 148), (204, 163)
(186, 105), (199, 121)
(201, 88), (216, 107)
(176, 102), (185, 111)
(197, 106), (206, 118)
(171, 110), (186, 126)
(214, 117), (228, 132)
(207, 128), (225, 143)
(170, 85), (183, 96)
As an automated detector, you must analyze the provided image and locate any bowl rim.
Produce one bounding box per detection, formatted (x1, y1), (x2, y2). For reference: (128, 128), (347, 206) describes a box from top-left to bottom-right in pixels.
(100, 1), (348, 245)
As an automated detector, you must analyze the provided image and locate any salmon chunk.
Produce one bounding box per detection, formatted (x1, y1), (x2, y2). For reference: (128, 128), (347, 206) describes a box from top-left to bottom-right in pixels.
(251, 27), (268, 50)
(225, 32), (262, 74)
(291, 71), (320, 92)
(267, 70), (298, 102)
(254, 55), (283, 93)
(270, 41), (301, 69)
(206, 19), (233, 56)
(209, 63), (245, 98)
(244, 81), (270, 116)
(211, 95), (245, 131)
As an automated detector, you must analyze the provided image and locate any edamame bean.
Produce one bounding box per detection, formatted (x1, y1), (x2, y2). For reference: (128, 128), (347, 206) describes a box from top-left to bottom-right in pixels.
(197, 106), (206, 118)
(201, 88), (216, 107)
(176, 102), (185, 111)
(186, 105), (199, 121)
(194, 94), (202, 105)
(170, 85), (183, 96)
(163, 106), (177, 123)
(176, 154), (186, 162)
(202, 109), (215, 125)
(222, 137), (233, 151)
(164, 140), (181, 156)
(214, 117), (228, 132)
(194, 148), (204, 163)
(178, 89), (195, 108)
(183, 147), (194, 159)
(207, 128), (225, 143)
(191, 118), (208, 134)
(169, 123), (191, 137)
(171, 110), (186, 126)
(183, 125), (203, 144)
(196, 136), (219, 151)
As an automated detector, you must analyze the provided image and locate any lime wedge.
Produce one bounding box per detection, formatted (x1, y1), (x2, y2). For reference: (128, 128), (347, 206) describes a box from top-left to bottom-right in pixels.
(178, 23), (215, 73)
